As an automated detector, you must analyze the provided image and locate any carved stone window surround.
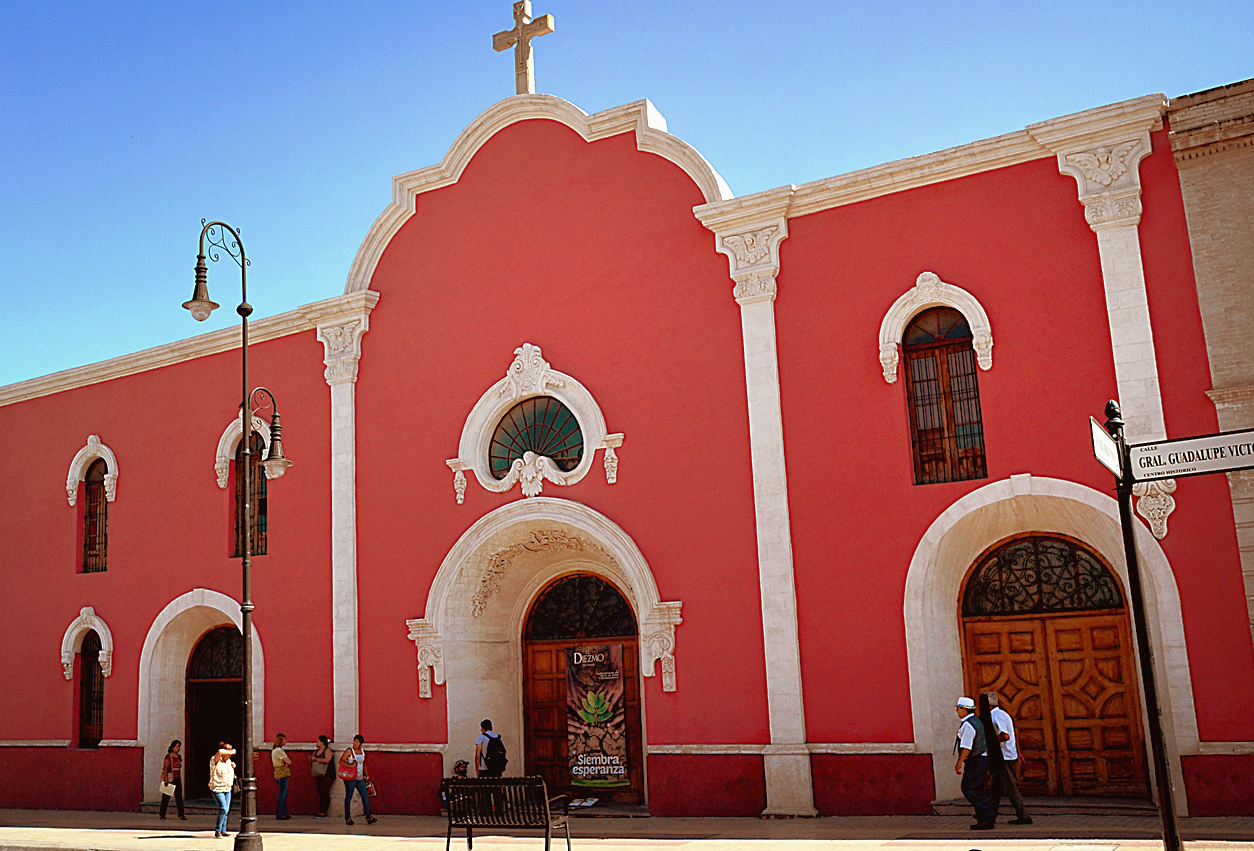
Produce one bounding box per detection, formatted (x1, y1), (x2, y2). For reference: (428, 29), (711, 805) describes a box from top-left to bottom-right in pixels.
(214, 415), (272, 490)
(877, 272), (994, 384)
(66, 436), (118, 506)
(446, 343), (623, 500)
(61, 607), (113, 680)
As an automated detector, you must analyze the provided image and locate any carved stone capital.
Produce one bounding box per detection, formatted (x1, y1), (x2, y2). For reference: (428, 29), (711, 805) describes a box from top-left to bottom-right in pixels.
(711, 218), (789, 302)
(1054, 133), (1153, 232)
(318, 316), (371, 386)
(642, 601), (683, 692)
(1133, 478), (1177, 540)
(405, 619), (444, 699)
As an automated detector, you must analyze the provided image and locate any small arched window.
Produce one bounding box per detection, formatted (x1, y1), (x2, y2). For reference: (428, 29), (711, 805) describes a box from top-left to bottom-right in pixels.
(489, 396), (584, 480)
(82, 459), (109, 573)
(78, 630), (104, 748)
(903, 307), (987, 485)
(234, 433), (267, 557)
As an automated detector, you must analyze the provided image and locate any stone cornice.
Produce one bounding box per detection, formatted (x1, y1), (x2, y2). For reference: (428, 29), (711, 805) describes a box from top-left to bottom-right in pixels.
(693, 94), (1168, 226)
(345, 95), (732, 294)
(0, 291), (379, 408)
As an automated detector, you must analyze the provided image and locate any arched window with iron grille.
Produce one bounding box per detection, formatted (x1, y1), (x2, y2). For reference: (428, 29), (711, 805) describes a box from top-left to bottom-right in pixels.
(82, 459), (109, 572)
(903, 307), (988, 484)
(234, 433), (267, 557)
(78, 630), (104, 748)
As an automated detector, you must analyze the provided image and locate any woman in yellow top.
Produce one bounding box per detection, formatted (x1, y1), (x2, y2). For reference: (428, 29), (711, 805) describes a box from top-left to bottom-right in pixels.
(208, 743), (236, 839)
(271, 733), (292, 820)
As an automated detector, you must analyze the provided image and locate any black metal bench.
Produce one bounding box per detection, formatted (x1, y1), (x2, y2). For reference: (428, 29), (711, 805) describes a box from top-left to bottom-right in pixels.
(441, 776), (570, 851)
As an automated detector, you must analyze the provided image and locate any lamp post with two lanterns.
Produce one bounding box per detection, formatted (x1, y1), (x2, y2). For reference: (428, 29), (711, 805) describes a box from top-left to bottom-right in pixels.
(184, 220), (292, 851)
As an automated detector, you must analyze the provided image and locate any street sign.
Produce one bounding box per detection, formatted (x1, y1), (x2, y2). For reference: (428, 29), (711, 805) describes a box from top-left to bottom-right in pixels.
(1130, 427), (1254, 483)
(1091, 417), (1123, 479)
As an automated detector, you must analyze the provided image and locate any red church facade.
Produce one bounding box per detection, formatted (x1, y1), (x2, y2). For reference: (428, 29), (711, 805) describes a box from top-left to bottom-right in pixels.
(2, 87), (1252, 818)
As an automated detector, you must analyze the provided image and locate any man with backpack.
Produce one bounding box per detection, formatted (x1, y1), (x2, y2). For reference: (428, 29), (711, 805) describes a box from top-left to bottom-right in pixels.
(474, 719), (508, 778)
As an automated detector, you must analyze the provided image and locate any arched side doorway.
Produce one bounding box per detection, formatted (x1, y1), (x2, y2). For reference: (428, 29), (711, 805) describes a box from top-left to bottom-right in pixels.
(960, 535), (1148, 797)
(186, 626), (244, 799)
(523, 574), (644, 804)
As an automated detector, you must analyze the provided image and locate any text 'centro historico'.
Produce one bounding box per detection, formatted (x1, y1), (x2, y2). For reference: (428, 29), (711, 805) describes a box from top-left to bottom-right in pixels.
(1130, 428), (1254, 482)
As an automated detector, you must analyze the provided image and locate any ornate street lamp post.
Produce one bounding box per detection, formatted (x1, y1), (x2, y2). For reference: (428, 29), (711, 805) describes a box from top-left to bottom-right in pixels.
(185, 221), (291, 851)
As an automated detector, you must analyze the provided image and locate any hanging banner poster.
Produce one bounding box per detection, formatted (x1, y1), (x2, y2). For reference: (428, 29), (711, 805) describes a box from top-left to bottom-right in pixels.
(566, 644), (628, 787)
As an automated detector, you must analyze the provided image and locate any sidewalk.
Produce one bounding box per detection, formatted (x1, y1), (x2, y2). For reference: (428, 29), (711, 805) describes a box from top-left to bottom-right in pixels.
(2, 809), (1254, 851)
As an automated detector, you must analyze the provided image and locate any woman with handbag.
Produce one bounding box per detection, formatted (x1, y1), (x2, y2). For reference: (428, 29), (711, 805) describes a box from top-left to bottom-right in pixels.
(158, 740), (186, 820)
(311, 735), (334, 817)
(209, 742), (237, 839)
(338, 734), (377, 826)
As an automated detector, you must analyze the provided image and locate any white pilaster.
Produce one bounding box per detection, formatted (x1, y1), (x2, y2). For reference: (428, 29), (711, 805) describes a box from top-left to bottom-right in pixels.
(698, 194), (816, 816)
(305, 291), (379, 741)
(1029, 96), (1178, 538)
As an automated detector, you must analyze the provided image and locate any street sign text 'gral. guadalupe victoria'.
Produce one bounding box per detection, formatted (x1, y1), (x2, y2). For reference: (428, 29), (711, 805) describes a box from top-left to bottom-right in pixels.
(1130, 428), (1254, 483)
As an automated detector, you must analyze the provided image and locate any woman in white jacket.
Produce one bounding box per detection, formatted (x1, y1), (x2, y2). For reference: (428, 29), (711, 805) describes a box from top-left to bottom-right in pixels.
(208, 743), (237, 839)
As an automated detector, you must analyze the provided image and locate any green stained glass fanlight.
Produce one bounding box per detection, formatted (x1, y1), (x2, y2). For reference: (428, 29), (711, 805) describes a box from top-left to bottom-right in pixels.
(489, 396), (584, 480)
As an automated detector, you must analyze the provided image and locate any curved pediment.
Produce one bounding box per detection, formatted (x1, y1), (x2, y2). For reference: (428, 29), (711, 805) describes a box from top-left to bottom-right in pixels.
(344, 94), (732, 294)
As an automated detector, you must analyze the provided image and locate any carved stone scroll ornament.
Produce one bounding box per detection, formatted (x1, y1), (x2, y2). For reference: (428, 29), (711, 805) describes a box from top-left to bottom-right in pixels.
(1133, 478), (1177, 540)
(66, 435), (118, 506)
(501, 343), (565, 399)
(405, 619), (444, 699)
(472, 530), (614, 618)
(447, 460), (470, 505)
(601, 433), (623, 484)
(878, 271), (994, 383)
(641, 601), (683, 692)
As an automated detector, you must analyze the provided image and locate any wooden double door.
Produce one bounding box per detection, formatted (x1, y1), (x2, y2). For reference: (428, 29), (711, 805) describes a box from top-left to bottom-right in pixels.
(963, 612), (1148, 797)
(523, 637), (644, 804)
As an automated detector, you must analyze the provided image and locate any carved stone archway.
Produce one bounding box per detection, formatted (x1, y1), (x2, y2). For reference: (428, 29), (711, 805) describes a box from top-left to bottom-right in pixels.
(405, 498), (681, 781)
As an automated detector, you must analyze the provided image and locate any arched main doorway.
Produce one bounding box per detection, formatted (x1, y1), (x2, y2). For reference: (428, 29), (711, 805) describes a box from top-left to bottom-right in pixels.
(961, 534), (1149, 798)
(186, 626), (243, 799)
(522, 573), (644, 804)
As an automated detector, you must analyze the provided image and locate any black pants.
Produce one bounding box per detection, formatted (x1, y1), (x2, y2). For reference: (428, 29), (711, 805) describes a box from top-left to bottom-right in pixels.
(315, 772), (334, 815)
(961, 755), (996, 823)
(159, 783), (184, 819)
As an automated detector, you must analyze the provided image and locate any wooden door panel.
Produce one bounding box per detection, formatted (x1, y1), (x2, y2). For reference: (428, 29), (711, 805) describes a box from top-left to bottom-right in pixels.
(963, 619), (1056, 795)
(1045, 615), (1148, 797)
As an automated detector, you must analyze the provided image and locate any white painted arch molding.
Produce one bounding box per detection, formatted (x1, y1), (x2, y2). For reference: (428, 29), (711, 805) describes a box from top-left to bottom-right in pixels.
(66, 435), (118, 506)
(214, 413), (272, 489)
(446, 343), (623, 500)
(61, 607), (113, 679)
(878, 272), (993, 383)
(344, 94), (732, 295)
(411, 497), (682, 694)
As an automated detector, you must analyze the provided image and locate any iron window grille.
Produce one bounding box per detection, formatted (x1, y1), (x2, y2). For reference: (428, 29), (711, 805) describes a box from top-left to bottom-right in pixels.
(82, 459), (109, 573)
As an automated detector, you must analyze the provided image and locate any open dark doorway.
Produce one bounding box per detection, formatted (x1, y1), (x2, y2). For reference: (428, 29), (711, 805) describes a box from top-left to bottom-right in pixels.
(186, 626), (243, 799)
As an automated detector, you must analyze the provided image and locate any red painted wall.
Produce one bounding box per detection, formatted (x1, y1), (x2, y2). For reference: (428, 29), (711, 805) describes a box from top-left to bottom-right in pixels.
(352, 118), (769, 748)
(0, 748), (142, 810)
(0, 329), (336, 745)
(646, 755), (767, 816)
(811, 754), (934, 815)
(1181, 755), (1254, 816)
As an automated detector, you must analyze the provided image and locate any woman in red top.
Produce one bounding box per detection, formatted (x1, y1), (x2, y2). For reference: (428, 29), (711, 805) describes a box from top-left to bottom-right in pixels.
(159, 740), (186, 820)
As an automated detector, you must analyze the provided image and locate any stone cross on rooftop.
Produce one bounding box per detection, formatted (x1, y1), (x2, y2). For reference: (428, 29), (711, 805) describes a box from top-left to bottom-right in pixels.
(493, 1), (555, 95)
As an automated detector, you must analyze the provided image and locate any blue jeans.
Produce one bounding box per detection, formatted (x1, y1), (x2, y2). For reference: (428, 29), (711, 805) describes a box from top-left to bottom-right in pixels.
(213, 791), (232, 834)
(275, 775), (289, 818)
(344, 778), (371, 819)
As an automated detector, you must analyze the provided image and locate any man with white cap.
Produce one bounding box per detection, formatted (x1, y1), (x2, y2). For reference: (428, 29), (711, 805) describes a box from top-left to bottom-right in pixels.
(954, 696), (996, 829)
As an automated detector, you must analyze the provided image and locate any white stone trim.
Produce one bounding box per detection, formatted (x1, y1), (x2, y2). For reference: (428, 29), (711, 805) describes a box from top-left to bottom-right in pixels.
(60, 607), (113, 680)
(446, 343), (622, 500)
(345, 95), (731, 295)
(876, 272), (994, 383)
(412, 497), (679, 782)
(137, 588), (265, 798)
(97, 739), (140, 747)
(0, 740), (72, 747)
(66, 436), (118, 506)
(310, 292), (378, 742)
(645, 742), (916, 755)
(214, 414), (271, 489)
(903, 474), (1199, 814)
(0, 292), (376, 408)
(1198, 742), (1254, 755)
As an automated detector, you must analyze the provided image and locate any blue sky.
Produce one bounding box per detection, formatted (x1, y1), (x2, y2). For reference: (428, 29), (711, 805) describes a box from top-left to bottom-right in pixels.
(1, 0), (1250, 387)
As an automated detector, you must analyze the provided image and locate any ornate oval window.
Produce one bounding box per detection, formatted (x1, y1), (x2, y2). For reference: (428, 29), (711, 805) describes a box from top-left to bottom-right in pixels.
(962, 535), (1123, 617)
(490, 396), (584, 480)
(525, 574), (637, 641)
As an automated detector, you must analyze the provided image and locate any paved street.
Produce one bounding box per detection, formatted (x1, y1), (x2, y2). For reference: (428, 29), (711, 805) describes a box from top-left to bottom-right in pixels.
(2, 809), (1253, 851)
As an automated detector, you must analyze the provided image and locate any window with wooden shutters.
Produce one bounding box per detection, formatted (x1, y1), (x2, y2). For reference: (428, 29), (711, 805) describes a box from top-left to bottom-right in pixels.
(233, 433), (267, 557)
(82, 459), (109, 573)
(78, 630), (104, 748)
(904, 307), (987, 484)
